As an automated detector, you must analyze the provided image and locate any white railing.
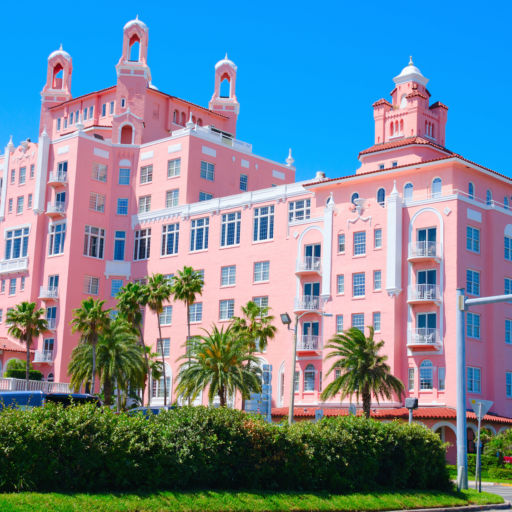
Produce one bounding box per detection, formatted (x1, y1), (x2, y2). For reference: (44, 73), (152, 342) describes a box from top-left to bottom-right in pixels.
(409, 328), (441, 346)
(0, 257), (29, 275)
(33, 350), (54, 363)
(39, 286), (58, 299)
(297, 334), (321, 351)
(46, 318), (56, 330)
(294, 295), (322, 311)
(46, 201), (66, 214)
(408, 284), (441, 301)
(48, 171), (68, 184)
(408, 241), (438, 259)
(0, 377), (70, 393)
(297, 256), (321, 273)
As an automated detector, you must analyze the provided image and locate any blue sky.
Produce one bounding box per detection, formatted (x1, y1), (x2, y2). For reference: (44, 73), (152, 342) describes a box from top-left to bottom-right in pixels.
(2, 1), (511, 181)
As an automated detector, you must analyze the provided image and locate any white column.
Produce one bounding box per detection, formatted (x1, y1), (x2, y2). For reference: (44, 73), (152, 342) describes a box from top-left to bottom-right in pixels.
(321, 194), (334, 298)
(33, 128), (50, 214)
(0, 137), (14, 221)
(385, 180), (403, 295)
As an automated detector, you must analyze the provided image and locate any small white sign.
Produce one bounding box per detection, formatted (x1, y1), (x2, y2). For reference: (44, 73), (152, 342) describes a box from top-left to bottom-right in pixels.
(471, 399), (493, 419)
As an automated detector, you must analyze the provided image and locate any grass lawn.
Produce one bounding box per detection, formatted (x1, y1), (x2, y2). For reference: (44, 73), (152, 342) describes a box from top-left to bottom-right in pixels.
(0, 489), (503, 512)
(447, 465), (512, 485)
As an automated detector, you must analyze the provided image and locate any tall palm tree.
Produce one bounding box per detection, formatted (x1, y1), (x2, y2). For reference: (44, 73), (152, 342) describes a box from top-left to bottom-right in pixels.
(176, 325), (262, 407)
(320, 326), (404, 418)
(144, 274), (173, 405)
(231, 301), (277, 353)
(70, 298), (110, 395)
(6, 302), (48, 390)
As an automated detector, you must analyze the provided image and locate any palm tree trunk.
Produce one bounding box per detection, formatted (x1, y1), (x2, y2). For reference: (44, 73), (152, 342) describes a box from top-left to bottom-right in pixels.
(103, 377), (113, 405)
(186, 301), (191, 406)
(25, 338), (30, 391)
(219, 385), (226, 407)
(157, 318), (168, 406)
(137, 324), (149, 407)
(362, 388), (372, 419)
(91, 335), (97, 395)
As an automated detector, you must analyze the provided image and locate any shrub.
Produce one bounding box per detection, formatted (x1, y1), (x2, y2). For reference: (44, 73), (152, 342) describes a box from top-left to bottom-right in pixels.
(0, 405), (451, 493)
(4, 369), (43, 380)
(488, 467), (512, 480)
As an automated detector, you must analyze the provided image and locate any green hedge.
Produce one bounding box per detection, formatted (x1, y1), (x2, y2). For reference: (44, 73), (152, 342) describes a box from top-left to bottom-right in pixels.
(4, 369), (43, 381)
(0, 405), (450, 493)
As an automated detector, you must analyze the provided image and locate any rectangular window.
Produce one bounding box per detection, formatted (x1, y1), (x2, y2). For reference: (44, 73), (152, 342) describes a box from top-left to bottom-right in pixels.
(189, 303), (203, 323)
(288, 199), (311, 223)
(9, 278), (16, 295)
(27, 194), (32, 209)
(101, 103), (106, 116)
(467, 367), (481, 393)
(5, 227), (29, 260)
(89, 106), (93, 118)
(190, 217), (209, 251)
(134, 229), (151, 260)
(119, 168), (130, 185)
(467, 226), (480, 253)
(438, 367), (446, 391)
(114, 231), (126, 261)
(161, 223), (179, 256)
(111, 279), (123, 298)
(467, 312), (481, 339)
(408, 368), (415, 391)
(8, 198), (12, 213)
(506, 235), (512, 261)
(253, 296), (269, 309)
(374, 228), (382, 249)
(353, 231), (366, 255)
(253, 205), (275, 242)
(336, 314), (344, 333)
(29, 165), (35, 179)
(48, 223), (66, 255)
(254, 261), (270, 282)
(116, 198), (128, 215)
(138, 195), (151, 213)
(109, 101), (114, 114)
(507, 372), (512, 398)
(57, 118), (61, 131)
(373, 312), (381, 331)
(89, 192), (105, 212)
(467, 269), (480, 296)
(16, 196), (24, 214)
(157, 338), (170, 357)
(240, 173), (248, 191)
(221, 265), (236, 286)
(294, 371), (299, 393)
(159, 306), (173, 326)
(338, 233), (345, 253)
(221, 211), (241, 247)
(352, 272), (365, 297)
(10, 169), (15, 184)
(83, 226), (105, 259)
(199, 192), (213, 201)
(165, 189), (179, 208)
(83, 108), (88, 121)
(0, 280), (4, 293)
(70, 112), (74, 125)
(219, 299), (235, 320)
(140, 165), (153, 184)
(336, 274), (344, 294)
(506, 319), (512, 344)
(373, 270), (382, 291)
(92, 163), (107, 182)
(84, 276), (99, 295)
(351, 313), (364, 331)
(19, 167), (26, 185)
(200, 161), (215, 181)
(167, 158), (181, 178)
(46, 306), (57, 329)
(20, 276), (25, 291)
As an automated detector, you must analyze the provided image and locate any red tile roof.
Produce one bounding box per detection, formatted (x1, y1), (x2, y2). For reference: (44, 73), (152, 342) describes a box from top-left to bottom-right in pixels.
(372, 98), (391, 108)
(358, 136), (451, 156)
(48, 86), (117, 110)
(0, 338), (32, 354)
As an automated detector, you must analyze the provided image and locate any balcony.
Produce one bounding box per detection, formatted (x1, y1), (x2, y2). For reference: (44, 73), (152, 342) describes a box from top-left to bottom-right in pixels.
(294, 295), (323, 314)
(295, 256), (321, 276)
(0, 257), (29, 275)
(297, 334), (321, 353)
(46, 318), (57, 330)
(407, 284), (441, 304)
(408, 328), (442, 349)
(46, 201), (66, 218)
(408, 241), (440, 262)
(47, 171), (68, 186)
(33, 350), (54, 363)
(39, 286), (58, 300)
(0, 377), (69, 393)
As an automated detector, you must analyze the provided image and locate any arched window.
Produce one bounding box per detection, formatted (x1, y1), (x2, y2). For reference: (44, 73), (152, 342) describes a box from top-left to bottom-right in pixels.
(504, 197), (509, 210)
(192, 115), (197, 124)
(395, 120), (398, 133)
(152, 363), (171, 402)
(419, 360), (433, 390)
(47, 373), (54, 382)
(197, 118), (203, 127)
(220, 75), (231, 98)
(468, 182), (474, 200)
(390, 122), (394, 137)
(425, 120), (428, 134)
(129, 35), (140, 62)
(304, 364), (315, 392)
(181, 112), (186, 126)
(404, 183), (413, 201)
(400, 94), (407, 109)
(377, 188), (386, 206)
(350, 192), (359, 205)
(431, 124), (435, 138)
(173, 110), (178, 123)
(400, 119), (404, 133)
(486, 189), (493, 206)
(431, 177), (442, 198)
(52, 64), (64, 89)
(120, 125), (133, 145)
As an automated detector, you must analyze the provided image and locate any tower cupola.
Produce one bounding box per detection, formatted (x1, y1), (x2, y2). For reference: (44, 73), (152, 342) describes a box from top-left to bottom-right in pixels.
(393, 57), (428, 87)
(116, 15), (151, 82)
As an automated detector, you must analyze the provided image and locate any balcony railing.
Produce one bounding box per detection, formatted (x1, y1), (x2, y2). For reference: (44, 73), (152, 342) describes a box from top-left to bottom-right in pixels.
(408, 241), (439, 260)
(33, 350), (54, 363)
(409, 328), (441, 347)
(39, 286), (58, 300)
(297, 334), (321, 351)
(296, 256), (321, 273)
(0, 377), (69, 393)
(294, 295), (322, 312)
(46, 318), (57, 330)
(47, 171), (68, 185)
(408, 284), (441, 303)
(46, 201), (66, 215)
(0, 257), (29, 275)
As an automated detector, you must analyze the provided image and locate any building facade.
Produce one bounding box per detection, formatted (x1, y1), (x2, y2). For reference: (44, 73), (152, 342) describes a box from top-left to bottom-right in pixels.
(1, 19), (511, 448)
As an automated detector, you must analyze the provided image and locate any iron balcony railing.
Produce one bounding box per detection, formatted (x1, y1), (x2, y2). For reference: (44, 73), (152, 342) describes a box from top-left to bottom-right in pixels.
(297, 256), (321, 273)
(0, 257), (29, 275)
(408, 284), (441, 302)
(46, 201), (66, 214)
(409, 328), (441, 346)
(408, 241), (438, 259)
(46, 318), (57, 330)
(33, 350), (54, 363)
(48, 171), (68, 184)
(39, 286), (58, 299)
(297, 334), (321, 351)
(294, 295), (322, 311)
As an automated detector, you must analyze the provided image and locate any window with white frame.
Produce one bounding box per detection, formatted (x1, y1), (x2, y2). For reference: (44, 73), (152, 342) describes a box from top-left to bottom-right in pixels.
(505, 278), (512, 297)
(438, 367), (446, 391)
(166, 189), (179, 208)
(467, 367), (481, 393)
(20, 276), (25, 291)
(10, 169), (14, 184)
(338, 233), (345, 253)
(89, 192), (105, 212)
(221, 211), (241, 247)
(119, 168), (130, 185)
(221, 265), (236, 286)
(506, 319), (512, 344)
(304, 364), (315, 392)
(352, 272), (365, 297)
(5, 227), (29, 260)
(254, 261), (269, 282)
(506, 235), (512, 261)
(159, 306), (172, 326)
(114, 231), (125, 261)
(161, 223), (179, 256)
(134, 228), (151, 260)
(48, 223), (66, 256)
(46, 306), (57, 329)
(101, 104), (106, 116)
(0, 309), (3, 323)
(373, 312), (381, 331)
(351, 313), (364, 331)
(19, 167), (26, 184)
(467, 226), (480, 253)
(219, 299), (235, 320)
(157, 338), (170, 357)
(507, 372), (512, 398)
(138, 195), (151, 213)
(294, 371), (299, 392)
(336, 274), (344, 294)
(373, 270), (382, 291)
(408, 368), (415, 391)
(16, 197), (24, 214)
(152, 365), (171, 400)
(109, 101), (114, 114)
(117, 198), (128, 215)
(431, 177), (442, 198)
(253, 296), (268, 309)
(167, 158), (181, 178)
(111, 279), (123, 298)
(240, 173), (248, 191)
(8, 198), (13, 213)
(288, 199), (311, 223)
(190, 217), (209, 251)
(189, 303), (203, 323)
(253, 205), (274, 241)
(199, 192), (213, 201)
(92, 163), (107, 182)
(9, 278), (16, 295)
(336, 314), (344, 333)
(419, 360), (433, 390)
(27, 194), (32, 209)
(84, 275), (99, 295)
(200, 161), (215, 181)
(0, 280), (4, 293)
(83, 226), (105, 259)
(140, 165), (153, 184)
(353, 231), (366, 255)
(467, 312), (481, 339)
(29, 165), (35, 179)
(374, 228), (382, 249)
(467, 269), (480, 296)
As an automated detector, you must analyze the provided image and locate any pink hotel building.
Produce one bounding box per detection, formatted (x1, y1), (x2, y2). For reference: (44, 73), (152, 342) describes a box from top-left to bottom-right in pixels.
(1, 18), (511, 451)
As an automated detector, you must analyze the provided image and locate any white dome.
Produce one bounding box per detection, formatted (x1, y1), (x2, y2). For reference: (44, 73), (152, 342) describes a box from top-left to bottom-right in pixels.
(124, 15), (148, 31)
(48, 44), (71, 61)
(393, 57), (428, 86)
(215, 53), (237, 71)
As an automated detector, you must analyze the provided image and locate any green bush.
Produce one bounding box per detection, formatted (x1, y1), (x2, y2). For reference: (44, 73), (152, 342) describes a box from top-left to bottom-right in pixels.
(4, 369), (43, 380)
(488, 467), (512, 480)
(0, 405), (450, 493)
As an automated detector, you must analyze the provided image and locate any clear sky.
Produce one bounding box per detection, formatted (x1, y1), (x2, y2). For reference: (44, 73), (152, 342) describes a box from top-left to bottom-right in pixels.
(2, 0), (511, 181)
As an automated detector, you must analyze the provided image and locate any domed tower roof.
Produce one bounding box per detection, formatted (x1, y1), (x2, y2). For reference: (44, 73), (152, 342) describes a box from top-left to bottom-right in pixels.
(123, 15), (148, 31)
(48, 44), (71, 61)
(393, 56), (428, 87)
(215, 53), (237, 71)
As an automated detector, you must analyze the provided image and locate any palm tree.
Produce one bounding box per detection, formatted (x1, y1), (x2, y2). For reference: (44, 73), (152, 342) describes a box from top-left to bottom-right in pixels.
(144, 274), (173, 405)
(6, 302), (48, 390)
(176, 325), (262, 407)
(320, 326), (404, 418)
(70, 298), (110, 394)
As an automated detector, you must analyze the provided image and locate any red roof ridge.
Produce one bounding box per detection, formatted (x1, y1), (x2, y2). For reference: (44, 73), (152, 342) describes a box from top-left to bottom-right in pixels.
(0, 338), (33, 354)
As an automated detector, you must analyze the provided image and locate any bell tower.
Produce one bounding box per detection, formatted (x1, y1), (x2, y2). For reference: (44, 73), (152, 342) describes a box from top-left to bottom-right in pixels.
(209, 54), (239, 137)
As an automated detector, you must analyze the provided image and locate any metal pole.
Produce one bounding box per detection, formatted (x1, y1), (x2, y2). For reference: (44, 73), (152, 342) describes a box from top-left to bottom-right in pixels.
(475, 404), (482, 492)
(288, 314), (299, 426)
(408, 408), (413, 424)
(456, 288), (468, 490)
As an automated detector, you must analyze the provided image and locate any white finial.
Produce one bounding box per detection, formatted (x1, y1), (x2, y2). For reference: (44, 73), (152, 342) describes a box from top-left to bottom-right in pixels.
(76, 112), (84, 131)
(42, 126), (48, 137)
(7, 135), (13, 147)
(136, 14), (139, 20)
(286, 148), (294, 167)
(59, 43), (63, 51)
(186, 112), (195, 128)
(409, 55), (413, 66)
(225, 52), (228, 60)
(391, 180), (398, 195)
